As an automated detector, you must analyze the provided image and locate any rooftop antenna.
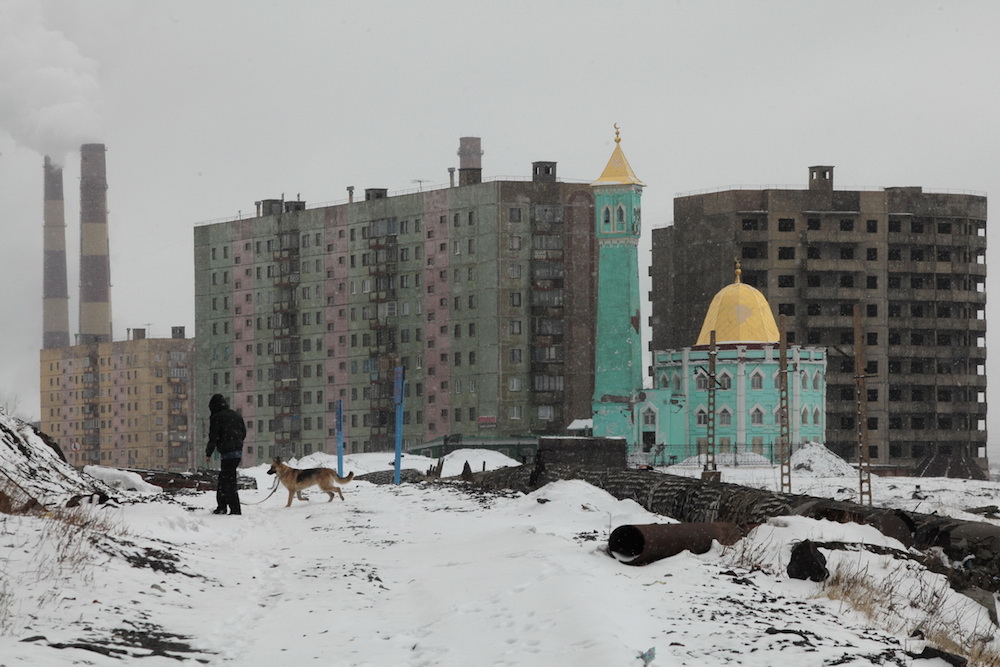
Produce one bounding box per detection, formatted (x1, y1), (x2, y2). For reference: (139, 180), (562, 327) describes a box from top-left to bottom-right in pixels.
(412, 179), (430, 191)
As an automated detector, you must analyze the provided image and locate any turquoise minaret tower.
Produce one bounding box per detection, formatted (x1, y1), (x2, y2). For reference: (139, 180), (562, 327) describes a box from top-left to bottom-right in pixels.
(591, 126), (644, 442)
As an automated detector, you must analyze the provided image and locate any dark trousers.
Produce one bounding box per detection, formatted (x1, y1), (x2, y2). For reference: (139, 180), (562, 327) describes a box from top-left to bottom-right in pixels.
(216, 457), (242, 513)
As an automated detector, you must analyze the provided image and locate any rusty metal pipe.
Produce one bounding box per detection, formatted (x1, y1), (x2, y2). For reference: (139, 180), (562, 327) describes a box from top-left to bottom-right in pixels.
(608, 522), (745, 566)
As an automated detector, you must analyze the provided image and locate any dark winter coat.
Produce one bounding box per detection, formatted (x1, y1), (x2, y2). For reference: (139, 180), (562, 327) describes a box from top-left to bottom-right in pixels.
(205, 394), (247, 459)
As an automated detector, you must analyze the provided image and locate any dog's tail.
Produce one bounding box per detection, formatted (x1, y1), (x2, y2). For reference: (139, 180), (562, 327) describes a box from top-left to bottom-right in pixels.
(338, 471), (355, 484)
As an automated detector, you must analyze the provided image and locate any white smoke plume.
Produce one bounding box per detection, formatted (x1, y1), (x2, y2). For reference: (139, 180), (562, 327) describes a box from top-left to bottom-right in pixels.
(0, 0), (102, 165)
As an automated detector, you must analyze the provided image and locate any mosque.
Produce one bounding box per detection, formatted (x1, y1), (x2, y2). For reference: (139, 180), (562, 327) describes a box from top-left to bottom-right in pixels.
(588, 130), (827, 466)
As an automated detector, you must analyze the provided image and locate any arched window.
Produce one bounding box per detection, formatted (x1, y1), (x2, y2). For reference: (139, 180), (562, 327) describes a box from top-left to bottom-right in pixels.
(801, 372), (809, 390)
(750, 371), (764, 390)
(719, 408), (732, 426)
(602, 207), (611, 232)
(813, 372), (821, 390)
(751, 408), (764, 425)
(658, 373), (669, 389)
(672, 374), (681, 392)
(813, 407), (822, 425)
(719, 372), (732, 390)
(801, 408), (809, 425)
(773, 373), (782, 390)
(696, 409), (707, 426)
(616, 205), (626, 230)
(695, 373), (708, 391)
(643, 408), (656, 426)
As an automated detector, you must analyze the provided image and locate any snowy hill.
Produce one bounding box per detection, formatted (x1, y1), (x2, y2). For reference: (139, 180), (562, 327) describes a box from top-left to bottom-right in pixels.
(0, 411), (117, 507)
(1, 434), (999, 665)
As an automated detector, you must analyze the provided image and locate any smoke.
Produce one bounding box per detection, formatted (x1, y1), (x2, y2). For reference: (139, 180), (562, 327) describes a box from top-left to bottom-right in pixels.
(0, 0), (102, 165)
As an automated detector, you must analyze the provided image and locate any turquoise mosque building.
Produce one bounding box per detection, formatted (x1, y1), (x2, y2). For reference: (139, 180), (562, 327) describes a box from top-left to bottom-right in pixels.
(589, 130), (827, 465)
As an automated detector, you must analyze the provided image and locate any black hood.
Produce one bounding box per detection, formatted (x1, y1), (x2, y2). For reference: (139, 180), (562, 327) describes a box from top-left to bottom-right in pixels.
(209, 394), (229, 414)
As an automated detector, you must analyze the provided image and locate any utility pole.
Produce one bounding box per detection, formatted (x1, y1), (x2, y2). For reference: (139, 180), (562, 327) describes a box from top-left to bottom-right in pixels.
(854, 305), (873, 506)
(779, 317), (791, 494)
(702, 330), (720, 482)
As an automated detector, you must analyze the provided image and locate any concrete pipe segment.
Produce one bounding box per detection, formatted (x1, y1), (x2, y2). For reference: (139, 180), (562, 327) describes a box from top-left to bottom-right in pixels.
(608, 522), (745, 566)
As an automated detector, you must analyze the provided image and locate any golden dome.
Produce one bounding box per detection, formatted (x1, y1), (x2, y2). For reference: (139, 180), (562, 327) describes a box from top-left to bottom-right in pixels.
(593, 124), (644, 186)
(695, 266), (779, 345)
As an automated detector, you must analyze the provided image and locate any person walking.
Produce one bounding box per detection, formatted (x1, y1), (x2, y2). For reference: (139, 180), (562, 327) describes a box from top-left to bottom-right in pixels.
(204, 394), (246, 515)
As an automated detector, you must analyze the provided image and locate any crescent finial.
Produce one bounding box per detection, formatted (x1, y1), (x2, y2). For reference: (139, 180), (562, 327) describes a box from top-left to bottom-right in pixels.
(613, 123), (621, 143)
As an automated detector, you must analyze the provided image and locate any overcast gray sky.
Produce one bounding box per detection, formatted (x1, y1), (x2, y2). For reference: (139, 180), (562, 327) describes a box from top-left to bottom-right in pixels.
(2, 1), (999, 458)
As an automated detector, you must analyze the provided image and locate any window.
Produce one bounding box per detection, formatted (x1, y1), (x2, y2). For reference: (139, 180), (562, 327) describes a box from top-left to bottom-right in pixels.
(778, 275), (795, 288)
(778, 247), (795, 260)
(719, 409), (732, 426)
(509, 236), (522, 250)
(509, 208), (522, 222)
(840, 247), (855, 260)
(840, 219), (854, 231)
(718, 373), (732, 390)
(696, 409), (707, 426)
(751, 408), (764, 425)
(807, 246), (820, 259)
(778, 218), (795, 232)
(866, 276), (878, 289)
(643, 409), (656, 426)
(750, 372), (763, 390)
(778, 303), (795, 316)
(695, 373), (708, 391)
(866, 219), (878, 233)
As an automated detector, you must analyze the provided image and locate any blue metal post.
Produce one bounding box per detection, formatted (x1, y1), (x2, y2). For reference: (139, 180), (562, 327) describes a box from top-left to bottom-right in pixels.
(393, 366), (405, 485)
(336, 399), (344, 477)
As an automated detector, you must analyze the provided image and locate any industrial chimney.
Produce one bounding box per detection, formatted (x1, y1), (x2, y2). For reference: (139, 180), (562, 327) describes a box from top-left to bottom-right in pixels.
(457, 137), (483, 186)
(42, 156), (70, 349)
(79, 143), (112, 345)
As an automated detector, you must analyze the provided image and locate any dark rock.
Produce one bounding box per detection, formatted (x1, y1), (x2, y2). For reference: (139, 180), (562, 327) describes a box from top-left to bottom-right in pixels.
(787, 540), (828, 582)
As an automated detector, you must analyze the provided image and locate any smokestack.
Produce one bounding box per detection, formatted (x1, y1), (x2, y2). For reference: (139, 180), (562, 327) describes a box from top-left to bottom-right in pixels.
(79, 143), (112, 344)
(457, 137), (483, 186)
(42, 156), (70, 349)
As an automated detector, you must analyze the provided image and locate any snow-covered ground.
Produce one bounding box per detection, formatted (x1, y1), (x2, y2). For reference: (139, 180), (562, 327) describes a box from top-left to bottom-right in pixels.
(2, 442), (999, 666)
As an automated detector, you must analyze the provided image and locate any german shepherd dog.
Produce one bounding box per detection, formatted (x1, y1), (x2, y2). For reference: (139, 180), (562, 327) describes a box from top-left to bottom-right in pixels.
(266, 457), (355, 508)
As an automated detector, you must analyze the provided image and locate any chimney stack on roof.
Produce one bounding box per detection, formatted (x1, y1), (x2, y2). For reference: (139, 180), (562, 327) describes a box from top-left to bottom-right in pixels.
(457, 137), (483, 186)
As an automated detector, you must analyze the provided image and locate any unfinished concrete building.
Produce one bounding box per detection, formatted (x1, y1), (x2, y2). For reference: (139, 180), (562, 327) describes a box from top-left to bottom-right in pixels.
(650, 166), (987, 474)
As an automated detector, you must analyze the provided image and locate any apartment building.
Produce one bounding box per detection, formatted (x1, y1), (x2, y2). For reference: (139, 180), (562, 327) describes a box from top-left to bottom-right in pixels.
(194, 138), (596, 465)
(650, 166), (987, 471)
(39, 327), (196, 469)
